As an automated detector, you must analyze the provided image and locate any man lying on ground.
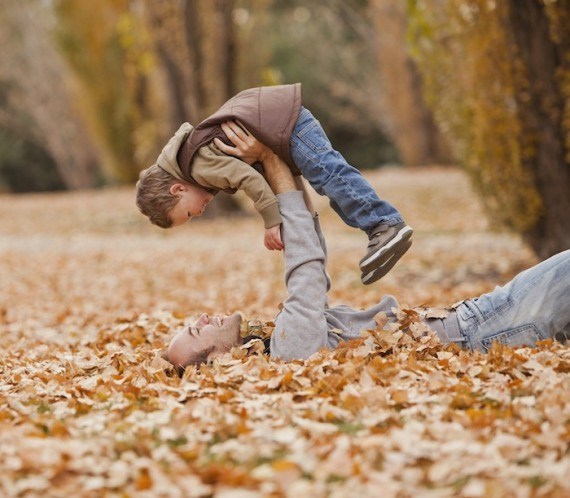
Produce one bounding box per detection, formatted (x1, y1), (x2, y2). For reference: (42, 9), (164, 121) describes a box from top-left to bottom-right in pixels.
(165, 123), (570, 374)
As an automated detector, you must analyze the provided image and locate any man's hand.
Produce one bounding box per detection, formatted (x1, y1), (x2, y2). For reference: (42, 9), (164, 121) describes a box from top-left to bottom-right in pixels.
(264, 224), (284, 251)
(216, 120), (297, 194)
(214, 121), (272, 165)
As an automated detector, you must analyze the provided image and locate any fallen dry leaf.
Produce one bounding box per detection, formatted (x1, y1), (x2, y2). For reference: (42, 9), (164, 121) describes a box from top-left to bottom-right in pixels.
(2, 168), (568, 497)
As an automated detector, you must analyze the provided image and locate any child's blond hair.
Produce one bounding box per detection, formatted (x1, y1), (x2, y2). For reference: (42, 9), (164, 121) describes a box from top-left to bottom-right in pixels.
(135, 165), (182, 228)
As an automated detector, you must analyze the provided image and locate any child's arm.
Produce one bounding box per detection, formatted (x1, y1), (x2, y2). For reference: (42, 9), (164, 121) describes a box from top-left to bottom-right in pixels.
(191, 145), (282, 230)
(212, 122), (286, 251)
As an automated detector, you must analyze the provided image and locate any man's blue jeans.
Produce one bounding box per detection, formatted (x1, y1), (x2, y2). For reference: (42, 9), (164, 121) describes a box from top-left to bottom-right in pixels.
(290, 107), (403, 234)
(453, 250), (570, 352)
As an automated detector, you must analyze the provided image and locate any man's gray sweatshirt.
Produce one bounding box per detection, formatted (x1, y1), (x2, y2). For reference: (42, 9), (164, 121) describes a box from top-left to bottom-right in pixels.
(269, 191), (400, 360)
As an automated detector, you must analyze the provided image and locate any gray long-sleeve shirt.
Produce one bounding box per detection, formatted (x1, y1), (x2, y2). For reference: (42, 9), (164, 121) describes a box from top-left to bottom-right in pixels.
(269, 191), (400, 360)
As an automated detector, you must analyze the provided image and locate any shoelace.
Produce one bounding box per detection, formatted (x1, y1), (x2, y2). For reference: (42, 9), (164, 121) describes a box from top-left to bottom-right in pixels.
(367, 223), (389, 247)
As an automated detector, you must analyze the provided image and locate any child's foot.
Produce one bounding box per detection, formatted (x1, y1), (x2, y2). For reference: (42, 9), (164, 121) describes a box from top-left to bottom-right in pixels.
(361, 238), (412, 285)
(359, 222), (413, 285)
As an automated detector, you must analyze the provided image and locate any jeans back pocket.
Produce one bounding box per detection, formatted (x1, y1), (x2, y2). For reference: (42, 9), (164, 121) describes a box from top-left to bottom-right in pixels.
(480, 324), (541, 351)
(295, 120), (332, 154)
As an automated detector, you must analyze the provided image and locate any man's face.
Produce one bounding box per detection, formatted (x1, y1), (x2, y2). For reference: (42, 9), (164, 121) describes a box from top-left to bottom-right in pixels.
(167, 312), (243, 369)
(168, 183), (214, 227)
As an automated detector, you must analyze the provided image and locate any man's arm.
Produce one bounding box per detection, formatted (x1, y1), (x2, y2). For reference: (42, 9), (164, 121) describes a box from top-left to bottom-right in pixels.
(294, 176), (316, 216)
(215, 121), (331, 360)
(257, 149), (297, 194)
(270, 190), (332, 360)
(213, 122), (292, 250)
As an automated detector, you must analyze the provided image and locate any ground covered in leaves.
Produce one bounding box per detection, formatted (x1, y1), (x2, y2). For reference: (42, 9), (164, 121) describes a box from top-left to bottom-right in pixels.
(1, 167), (568, 497)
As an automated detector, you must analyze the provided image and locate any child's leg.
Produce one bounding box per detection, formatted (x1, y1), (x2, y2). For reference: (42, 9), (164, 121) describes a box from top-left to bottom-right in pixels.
(290, 107), (413, 284)
(290, 107), (402, 232)
(456, 250), (570, 352)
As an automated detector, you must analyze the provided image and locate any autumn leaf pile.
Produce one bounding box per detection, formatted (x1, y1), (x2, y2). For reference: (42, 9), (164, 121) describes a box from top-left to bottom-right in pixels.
(1, 168), (568, 498)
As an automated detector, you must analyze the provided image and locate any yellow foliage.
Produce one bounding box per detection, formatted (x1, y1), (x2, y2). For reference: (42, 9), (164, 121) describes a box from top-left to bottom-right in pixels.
(408, 0), (553, 232)
(55, 0), (161, 183)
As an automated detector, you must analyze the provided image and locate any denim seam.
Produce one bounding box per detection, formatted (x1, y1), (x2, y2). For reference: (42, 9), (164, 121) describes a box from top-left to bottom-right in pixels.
(381, 215), (405, 227)
(330, 173), (374, 218)
(296, 119), (316, 138)
(291, 136), (322, 162)
(509, 267), (544, 301)
(465, 297), (515, 324)
(456, 304), (479, 352)
(294, 124), (330, 153)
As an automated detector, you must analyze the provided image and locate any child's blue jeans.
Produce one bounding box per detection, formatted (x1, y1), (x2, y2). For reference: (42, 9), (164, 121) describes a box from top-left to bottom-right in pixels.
(447, 250), (570, 351)
(290, 107), (403, 234)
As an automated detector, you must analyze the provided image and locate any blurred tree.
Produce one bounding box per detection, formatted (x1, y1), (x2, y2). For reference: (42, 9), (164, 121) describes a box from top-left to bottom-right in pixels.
(0, 128), (66, 193)
(409, 0), (570, 258)
(0, 0), (100, 190)
(55, 0), (163, 183)
(144, 0), (243, 214)
(256, 0), (398, 168)
(233, 0), (273, 91)
(369, 0), (451, 166)
(144, 0), (238, 125)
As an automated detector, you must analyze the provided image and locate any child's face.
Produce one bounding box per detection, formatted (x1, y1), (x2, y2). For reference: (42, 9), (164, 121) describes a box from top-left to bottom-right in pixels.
(168, 183), (214, 227)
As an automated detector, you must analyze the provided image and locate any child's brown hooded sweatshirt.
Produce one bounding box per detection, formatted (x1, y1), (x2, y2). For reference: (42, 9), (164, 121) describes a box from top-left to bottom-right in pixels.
(156, 84), (302, 229)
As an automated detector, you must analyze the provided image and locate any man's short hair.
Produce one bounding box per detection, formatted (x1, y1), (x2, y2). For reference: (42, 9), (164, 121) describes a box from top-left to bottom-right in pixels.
(163, 345), (215, 376)
(135, 165), (181, 228)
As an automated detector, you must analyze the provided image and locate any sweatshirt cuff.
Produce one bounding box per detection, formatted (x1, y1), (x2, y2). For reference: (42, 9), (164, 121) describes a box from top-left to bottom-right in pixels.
(276, 191), (307, 212)
(260, 202), (283, 228)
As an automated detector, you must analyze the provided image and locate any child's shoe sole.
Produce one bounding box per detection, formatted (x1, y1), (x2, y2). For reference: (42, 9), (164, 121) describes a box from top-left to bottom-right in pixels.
(361, 238), (413, 285)
(360, 224), (414, 274)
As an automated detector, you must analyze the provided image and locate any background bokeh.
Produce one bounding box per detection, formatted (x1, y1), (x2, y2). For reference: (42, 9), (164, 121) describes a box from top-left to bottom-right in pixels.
(0, 0), (568, 255)
(1, 4), (569, 495)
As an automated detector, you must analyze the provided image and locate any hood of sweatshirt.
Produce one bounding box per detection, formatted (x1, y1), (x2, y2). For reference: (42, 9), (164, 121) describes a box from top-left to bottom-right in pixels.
(156, 122), (193, 181)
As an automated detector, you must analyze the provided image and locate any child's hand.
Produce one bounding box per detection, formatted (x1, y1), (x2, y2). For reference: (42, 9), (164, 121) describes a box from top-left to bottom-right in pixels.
(264, 224), (284, 251)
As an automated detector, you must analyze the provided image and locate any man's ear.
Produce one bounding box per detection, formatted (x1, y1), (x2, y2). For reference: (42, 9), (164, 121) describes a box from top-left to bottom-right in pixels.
(169, 183), (186, 196)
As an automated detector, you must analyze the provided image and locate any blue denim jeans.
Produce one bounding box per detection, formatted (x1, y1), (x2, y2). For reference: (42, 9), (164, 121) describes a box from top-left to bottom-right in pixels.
(452, 250), (570, 352)
(290, 107), (403, 234)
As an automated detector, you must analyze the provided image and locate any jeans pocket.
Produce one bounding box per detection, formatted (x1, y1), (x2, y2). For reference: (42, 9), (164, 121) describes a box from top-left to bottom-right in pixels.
(481, 324), (541, 352)
(470, 292), (514, 323)
(295, 120), (332, 153)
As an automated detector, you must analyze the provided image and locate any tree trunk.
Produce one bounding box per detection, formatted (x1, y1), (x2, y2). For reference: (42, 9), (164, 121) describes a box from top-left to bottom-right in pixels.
(0, 0), (100, 189)
(147, 13), (190, 127)
(218, 0), (236, 100)
(148, 0), (243, 215)
(370, 0), (452, 166)
(184, 0), (206, 119)
(507, 0), (570, 258)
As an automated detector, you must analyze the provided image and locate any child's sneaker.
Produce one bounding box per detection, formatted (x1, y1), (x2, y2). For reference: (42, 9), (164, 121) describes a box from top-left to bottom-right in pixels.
(361, 238), (412, 285)
(359, 222), (413, 285)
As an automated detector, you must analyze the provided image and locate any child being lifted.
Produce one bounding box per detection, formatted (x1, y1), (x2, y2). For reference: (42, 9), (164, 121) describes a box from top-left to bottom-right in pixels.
(136, 83), (413, 284)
